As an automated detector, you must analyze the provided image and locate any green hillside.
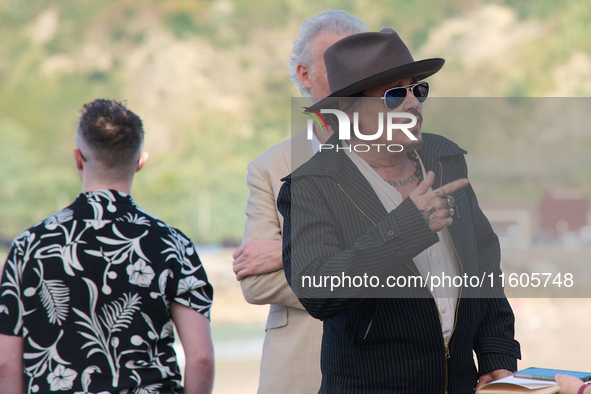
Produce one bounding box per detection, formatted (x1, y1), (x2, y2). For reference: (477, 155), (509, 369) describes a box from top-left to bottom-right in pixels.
(1, 0), (590, 244)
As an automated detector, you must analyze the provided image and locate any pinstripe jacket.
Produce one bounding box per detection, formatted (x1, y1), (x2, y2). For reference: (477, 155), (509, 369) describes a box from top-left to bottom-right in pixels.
(277, 133), (521, 394)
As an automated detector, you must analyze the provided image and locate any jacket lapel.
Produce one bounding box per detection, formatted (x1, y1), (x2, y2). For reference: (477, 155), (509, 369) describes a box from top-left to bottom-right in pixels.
(322, 138), (389, 226)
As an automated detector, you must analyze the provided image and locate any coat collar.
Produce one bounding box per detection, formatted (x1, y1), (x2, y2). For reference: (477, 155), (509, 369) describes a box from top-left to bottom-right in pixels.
(285, 132), (467, 227)
(289, 132), (466, 181)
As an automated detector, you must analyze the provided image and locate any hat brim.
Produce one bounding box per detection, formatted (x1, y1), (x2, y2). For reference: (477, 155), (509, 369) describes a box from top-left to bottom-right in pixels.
(309, 58), (444, 111)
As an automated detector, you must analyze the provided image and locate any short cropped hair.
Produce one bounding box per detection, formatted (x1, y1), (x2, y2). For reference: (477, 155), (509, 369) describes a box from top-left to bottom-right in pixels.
(289, 10), (367, 97)
(77, 99), (144, 169)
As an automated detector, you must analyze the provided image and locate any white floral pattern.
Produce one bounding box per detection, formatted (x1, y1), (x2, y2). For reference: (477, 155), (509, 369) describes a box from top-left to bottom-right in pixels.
(47, 365), (78, 391)
(127, 259), (155, 287)
(0, 190), (213, 394)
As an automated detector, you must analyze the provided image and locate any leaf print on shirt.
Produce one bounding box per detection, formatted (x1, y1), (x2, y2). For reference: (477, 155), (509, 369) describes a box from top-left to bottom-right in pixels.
(149, 269), (173, 307)
(1, 232), (42, 335)
(133, 384), (164, 394)
(177, 277), (207, 294)
(24, 330), (71, 393)
(85, 224), (149, 295)
(94, 225), (149, 265)
(35, 221), (88, 276)
(73, 366), (111, 394)
(74, 278), (142, 387)
(44, 209), (74, 231)
(85, 190), (117, 229)
(161, 228), (201, 275)
(47, 364), (78, 391)
(127, 313), (174, 380)
(118, 213), (151, 227)
(23, 262), (70, 325)
(175, 277), (212, 318)
(128, 373), (164, 394)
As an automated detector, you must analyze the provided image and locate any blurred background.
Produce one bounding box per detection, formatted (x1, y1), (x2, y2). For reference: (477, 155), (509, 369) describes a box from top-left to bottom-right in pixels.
(1, 0), (590, 392)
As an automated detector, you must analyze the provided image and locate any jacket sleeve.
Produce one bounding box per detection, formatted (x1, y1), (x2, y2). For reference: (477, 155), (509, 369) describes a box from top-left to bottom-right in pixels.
(463, 177), (521, 373)
(239, 159), (305, 310)
(278, 174), (439, 321)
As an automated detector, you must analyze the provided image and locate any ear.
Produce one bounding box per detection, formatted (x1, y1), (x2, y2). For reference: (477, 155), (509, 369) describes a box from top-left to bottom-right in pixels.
(136, 152), (149, 173)
(296, 64), (313, 89)
(73, 149), (84, 171)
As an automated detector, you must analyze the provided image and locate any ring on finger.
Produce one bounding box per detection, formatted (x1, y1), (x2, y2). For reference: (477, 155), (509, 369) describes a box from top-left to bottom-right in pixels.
(446, 195), (455, 207)
(448, 207), (455, 217)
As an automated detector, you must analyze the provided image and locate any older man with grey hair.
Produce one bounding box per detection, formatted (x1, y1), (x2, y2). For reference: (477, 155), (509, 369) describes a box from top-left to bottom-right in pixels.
(231, 10), (366, 394)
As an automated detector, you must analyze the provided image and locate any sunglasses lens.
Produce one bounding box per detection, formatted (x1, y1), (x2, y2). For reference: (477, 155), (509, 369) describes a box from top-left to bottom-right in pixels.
(413, 82), (429, 103)
(384, 88), (407, 110)
(383, 83), (429, 109)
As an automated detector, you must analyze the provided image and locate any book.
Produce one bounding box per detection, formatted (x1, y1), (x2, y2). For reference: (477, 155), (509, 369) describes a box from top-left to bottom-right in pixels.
(514, 367), (591, 382)
(476, 376), (558, 394)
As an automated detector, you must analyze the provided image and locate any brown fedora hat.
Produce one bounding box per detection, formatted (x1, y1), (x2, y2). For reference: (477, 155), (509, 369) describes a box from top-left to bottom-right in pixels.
(310, 28), (444, 110)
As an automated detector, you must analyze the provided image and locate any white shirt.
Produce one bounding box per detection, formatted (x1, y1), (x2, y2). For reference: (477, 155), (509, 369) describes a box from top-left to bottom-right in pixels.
(345, 148), (460, 345)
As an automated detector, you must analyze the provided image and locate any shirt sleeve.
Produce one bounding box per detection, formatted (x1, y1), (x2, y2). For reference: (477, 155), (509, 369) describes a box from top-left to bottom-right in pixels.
(160, 227), (214, 320)
(0, 240), (26, 336)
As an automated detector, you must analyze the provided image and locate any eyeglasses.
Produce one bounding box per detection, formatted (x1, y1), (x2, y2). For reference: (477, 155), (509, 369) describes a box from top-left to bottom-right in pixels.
(353, 82), (429, 110)
(381, 82), (429, 110)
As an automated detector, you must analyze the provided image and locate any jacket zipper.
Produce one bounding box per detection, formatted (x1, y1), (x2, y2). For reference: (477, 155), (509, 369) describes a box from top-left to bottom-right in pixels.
(439, 161), (464, 394)
(442, 227), (464, 394)
(406, 257), (460, 394)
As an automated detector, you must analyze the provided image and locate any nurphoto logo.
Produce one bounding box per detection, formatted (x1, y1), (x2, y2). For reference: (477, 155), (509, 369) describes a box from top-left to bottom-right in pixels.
(305, 107), (418, 153)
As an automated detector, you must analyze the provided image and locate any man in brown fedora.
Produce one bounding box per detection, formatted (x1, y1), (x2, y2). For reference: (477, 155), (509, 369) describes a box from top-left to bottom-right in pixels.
(278, 28), (521, 393)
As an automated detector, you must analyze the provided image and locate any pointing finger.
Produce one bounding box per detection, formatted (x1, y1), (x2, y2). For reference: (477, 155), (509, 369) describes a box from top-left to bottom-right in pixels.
(433, 178), (469, 198)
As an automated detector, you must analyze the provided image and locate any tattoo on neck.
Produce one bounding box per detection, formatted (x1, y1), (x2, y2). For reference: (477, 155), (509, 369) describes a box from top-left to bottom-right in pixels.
(386, 174), (419, 188)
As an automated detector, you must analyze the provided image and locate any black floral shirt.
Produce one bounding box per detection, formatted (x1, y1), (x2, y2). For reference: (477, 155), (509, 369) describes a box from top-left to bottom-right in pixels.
(0, 190), (213, 394)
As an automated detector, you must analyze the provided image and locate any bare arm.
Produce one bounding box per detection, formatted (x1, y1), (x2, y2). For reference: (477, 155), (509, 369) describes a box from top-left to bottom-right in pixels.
(171, 302), (214, 394)
(556, 374), (590, 394)
(0, 334), (23, 394)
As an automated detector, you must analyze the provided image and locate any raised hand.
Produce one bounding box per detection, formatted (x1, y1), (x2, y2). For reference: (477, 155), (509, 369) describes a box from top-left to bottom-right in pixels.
(409, 171), (469, 233)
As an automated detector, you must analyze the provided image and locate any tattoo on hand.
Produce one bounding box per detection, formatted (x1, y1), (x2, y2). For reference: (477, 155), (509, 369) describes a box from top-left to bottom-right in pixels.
(434, 190), (444, 198)
(419, 207), (437, 225)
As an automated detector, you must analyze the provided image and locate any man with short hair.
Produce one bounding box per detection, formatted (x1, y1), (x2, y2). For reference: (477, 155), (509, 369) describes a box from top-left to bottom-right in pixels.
(0, 99), (214, 394)
(231, 10), (366, 393)
(279, 28), (521, 393)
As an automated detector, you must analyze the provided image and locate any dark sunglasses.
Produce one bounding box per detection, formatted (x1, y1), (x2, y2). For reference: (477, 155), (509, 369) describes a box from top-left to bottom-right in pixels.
(381, 82), (429, 110)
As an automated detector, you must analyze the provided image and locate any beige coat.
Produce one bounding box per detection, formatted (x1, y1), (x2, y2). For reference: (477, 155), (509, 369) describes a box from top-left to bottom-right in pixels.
(240, 130), (323, 393)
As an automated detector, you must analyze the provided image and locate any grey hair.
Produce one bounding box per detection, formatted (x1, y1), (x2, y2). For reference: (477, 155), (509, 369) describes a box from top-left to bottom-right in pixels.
(289, 10), (368, 97)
